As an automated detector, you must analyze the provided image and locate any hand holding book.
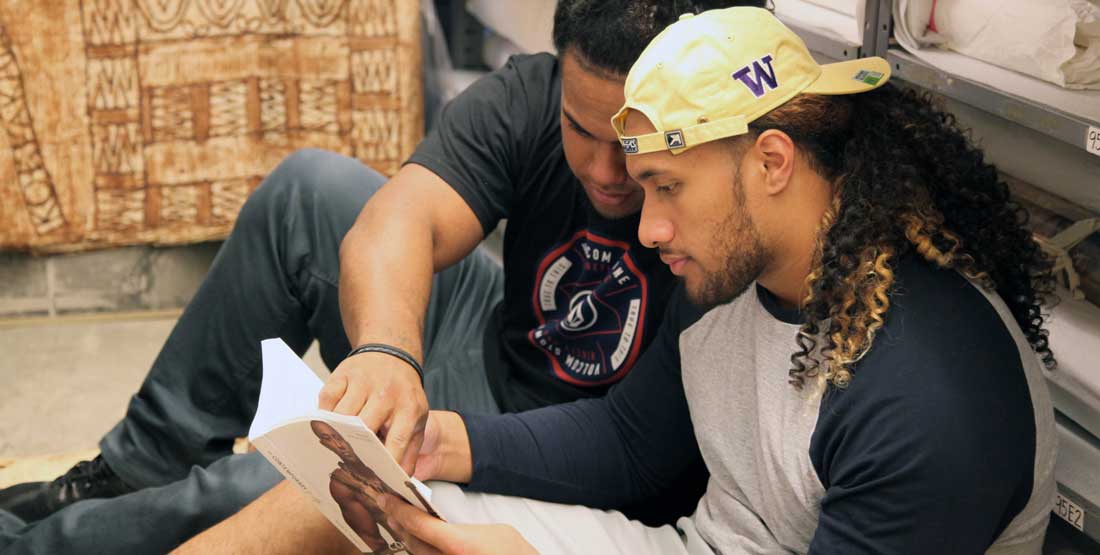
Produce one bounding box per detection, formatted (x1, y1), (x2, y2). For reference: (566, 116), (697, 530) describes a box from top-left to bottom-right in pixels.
(237, 339), (539, 555)
(250, 339), (443, 553)
(380, 494), (538, 555)
(410, 411), (474, 485)
(319, 345), (429, 475)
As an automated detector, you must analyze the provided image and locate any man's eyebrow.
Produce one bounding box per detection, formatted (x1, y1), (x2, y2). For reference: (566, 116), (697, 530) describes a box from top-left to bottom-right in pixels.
(562, 108), (594, 137)
(638, 168), (666, 181)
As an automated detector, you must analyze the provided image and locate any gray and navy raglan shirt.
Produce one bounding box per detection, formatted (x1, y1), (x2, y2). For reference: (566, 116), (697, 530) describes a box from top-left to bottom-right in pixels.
(462, 255), (1057, 553)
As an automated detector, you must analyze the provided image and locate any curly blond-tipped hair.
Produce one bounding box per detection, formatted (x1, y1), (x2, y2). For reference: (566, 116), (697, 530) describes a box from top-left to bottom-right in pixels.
(748, 88), (1056, 389)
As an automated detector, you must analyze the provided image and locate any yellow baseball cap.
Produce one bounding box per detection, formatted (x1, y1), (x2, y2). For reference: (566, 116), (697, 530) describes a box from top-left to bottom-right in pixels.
(612, 7), (890, 155)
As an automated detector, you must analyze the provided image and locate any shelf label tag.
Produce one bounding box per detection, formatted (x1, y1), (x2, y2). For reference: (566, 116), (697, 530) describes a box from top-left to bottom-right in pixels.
(1055, 492), (1086, 532)
(1088, 126), (1100, 158)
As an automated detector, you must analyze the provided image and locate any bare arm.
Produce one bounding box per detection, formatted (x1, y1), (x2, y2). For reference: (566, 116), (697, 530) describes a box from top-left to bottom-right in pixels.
(337, 163), (483, 355)
(172, 482), (359, 555)
(412, 410), (474, 484)
(319, 163), (484, 473)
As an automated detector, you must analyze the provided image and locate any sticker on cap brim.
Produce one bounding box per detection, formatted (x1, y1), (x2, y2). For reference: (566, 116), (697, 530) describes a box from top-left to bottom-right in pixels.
(853, 70), (884, 86)
(621, 137), (639, 154)
(665, 130), (685, 149)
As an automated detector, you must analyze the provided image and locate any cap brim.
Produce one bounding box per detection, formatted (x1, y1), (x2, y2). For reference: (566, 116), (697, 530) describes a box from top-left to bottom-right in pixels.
(803, 56), (891, 95)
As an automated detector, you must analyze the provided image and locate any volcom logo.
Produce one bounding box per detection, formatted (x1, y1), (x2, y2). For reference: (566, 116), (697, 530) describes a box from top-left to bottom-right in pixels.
(665, 130), (684, 149)
(529, 230), (649, 386)
(621, 137), (639, 154)
(732, 54), (779, 98)
(561, 291), (598, 332)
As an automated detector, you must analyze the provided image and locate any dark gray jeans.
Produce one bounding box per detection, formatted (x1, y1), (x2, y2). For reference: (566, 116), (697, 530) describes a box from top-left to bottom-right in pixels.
(0, 149), (504, 554)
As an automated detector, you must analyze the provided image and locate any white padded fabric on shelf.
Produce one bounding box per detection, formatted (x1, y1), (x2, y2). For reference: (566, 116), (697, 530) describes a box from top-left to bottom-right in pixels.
(1055, 418), (1100, 517)
(894, 0), (1100, 89)
(1045, 292), (1100, 442)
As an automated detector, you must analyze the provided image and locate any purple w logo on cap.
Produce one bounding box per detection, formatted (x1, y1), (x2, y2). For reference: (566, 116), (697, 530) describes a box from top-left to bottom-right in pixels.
(732, 54), (779, 98)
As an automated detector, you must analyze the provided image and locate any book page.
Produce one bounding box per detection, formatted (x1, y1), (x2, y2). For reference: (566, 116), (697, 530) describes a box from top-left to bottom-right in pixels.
(247, 339), (325, 440)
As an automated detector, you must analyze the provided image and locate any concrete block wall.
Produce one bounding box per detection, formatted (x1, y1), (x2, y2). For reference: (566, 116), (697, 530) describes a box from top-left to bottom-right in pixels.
(0, 224), (504, 320)
(0, 244), (221, 318)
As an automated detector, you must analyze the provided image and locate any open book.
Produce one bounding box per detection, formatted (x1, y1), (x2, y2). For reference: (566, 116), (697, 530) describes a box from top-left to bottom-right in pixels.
(248, 339), (440, 554)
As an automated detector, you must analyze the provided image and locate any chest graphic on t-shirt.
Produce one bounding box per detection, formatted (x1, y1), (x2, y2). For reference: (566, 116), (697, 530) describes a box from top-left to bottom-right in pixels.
(529, 230), (649, 386)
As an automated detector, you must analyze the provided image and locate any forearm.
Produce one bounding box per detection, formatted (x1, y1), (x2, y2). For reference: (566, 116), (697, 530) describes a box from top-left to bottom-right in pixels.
(339, 188), (434, 354)
(337, 164), (483, 354)
(429, 410), (475, 483)
(172, 482), (358, 555)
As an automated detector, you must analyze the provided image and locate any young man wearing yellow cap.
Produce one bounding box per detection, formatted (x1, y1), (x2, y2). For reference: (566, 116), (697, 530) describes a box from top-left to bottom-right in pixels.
(363, 6), (1056, 554)
(178, 6), (1058, 555)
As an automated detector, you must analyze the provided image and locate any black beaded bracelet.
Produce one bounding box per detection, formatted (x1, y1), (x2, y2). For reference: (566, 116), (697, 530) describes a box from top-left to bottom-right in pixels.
(345, 343), (424, 384)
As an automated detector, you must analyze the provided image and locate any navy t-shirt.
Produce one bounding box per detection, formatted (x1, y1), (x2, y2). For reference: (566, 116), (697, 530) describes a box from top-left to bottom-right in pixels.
(407, 53), (676, 412)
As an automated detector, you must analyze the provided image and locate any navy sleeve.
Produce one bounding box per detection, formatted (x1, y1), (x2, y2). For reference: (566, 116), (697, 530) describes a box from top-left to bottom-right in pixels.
(808, 266), (1038, 554)
(461, 288), (706, 508)
(406, 55), (553, 235)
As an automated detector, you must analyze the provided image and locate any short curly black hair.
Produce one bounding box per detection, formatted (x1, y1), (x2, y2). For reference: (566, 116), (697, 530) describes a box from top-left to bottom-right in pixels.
(552, 0), (769, 76)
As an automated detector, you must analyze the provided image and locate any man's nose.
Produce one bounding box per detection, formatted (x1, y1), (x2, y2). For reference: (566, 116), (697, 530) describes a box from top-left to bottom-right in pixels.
(587, 142), (629, 188)
(638, 200), (674, 248)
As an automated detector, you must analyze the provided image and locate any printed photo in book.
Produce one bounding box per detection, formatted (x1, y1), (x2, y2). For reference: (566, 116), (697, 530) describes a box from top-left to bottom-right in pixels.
(248, 339), (441, 554)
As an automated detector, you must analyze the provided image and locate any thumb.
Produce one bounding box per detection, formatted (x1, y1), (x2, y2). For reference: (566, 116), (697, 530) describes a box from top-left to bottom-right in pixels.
(384, 494), (451, 545)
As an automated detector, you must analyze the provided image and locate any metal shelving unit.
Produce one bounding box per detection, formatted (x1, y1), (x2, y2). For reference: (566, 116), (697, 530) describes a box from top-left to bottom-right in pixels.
(886, 48), (1100, 153)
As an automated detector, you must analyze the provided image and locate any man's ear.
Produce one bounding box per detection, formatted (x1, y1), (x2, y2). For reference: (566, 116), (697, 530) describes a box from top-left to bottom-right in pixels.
(754, 130), (795, 196)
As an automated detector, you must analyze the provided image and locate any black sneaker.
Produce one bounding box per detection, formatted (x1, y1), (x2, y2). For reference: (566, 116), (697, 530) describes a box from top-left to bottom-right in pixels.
(0, 455), (135, 522)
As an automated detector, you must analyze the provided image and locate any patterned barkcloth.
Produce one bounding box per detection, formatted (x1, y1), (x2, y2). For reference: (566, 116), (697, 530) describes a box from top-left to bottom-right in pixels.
(0, 0), (422, 251)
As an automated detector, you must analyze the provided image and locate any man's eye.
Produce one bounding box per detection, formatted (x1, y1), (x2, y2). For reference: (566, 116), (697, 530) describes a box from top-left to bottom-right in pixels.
(656, 183), (679, 194)
(568, 120), (593, 139)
